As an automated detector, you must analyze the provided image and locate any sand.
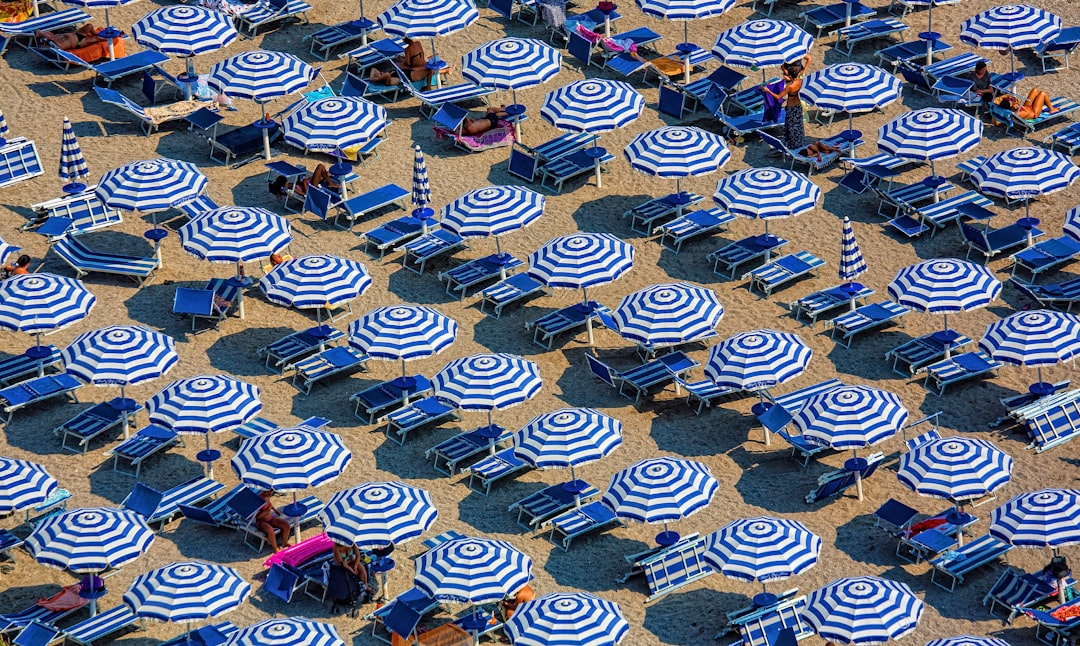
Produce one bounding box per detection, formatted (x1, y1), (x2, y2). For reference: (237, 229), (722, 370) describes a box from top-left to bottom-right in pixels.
(1, 0), (1078, 643)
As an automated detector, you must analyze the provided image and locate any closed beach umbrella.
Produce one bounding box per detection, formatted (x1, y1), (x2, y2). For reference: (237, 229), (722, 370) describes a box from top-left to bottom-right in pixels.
(980, 310), (1080, 394)
(838, 216), (867, 310)
(433, 353), (542, 429)
(800, 63), (902, 132)
(602, 456), (718, 546)
(124, 561), (250, 639)
(412, 144), (430, 209)
(961, 4), (1061, 73)
(378, 0), (477, 87)
(348, 305), (457, 390)
(513, 408), (623, 499)
(0, 107), (8, 145)
(132, 6), (237, 99)
(320, 481), (438, 548)
(0, 273), (96, 359)
(704, 517), (821, 598)
(61, 0), (138, 59)
(712, 20), (813, 79)
(636, 0), (734, 81)
(624, 126), (730, 216)
(282, 97), (387, 154)
(225, 618), (343, 646)
(970, 147), (1080, 227)
(804, 576), (924, 645)
(878, 109), (982, 199)
(259, 255), (371, 327)
(0, 458), (58, 514)
(414, 536), (533, 605)
(179, 206), (291, 265)
(441, 185), (545, 275)
(58, 117), (90, 194)
(611, 282), (724, 350)
(505, 592), (630, 646)
(1062, 204), (1080, 242)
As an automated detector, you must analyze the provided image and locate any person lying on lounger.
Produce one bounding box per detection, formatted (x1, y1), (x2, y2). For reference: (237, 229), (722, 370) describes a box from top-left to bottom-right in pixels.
(997, 87), (1059, 119)
(575, 23), (645, 61)
(461, 106), (511, 136)
(290, 164), (340, 196)
(368, 37), (435, 89)
(34, 24), (107, 51)
(256, 489), (291, 553)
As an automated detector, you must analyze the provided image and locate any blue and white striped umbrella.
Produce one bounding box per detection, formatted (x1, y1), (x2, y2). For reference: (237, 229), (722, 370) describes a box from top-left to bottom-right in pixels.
(58, 117), (89, 193)
(889, 259), (1002, 314)
(712, 20), (813, 71)
(612, 282), (724, 347)
(505, 593), (630, 646)
(206, 50), (315, 102)
(0, 107), (8, 142)
(26, 507), (154, 572)
(232, 427), (351, 492)
(541, 80), (645, 134)
(132, 6), (237, 57)
(61, 0), (137, 59)
(1063, 205), (1080, 242)
(878, 108), (982, 174)
(970, 147), (1079, 206)
(0, 273), (96, 335)
(980, 310), (1080, 383)
(961, 4), (1061, 72)
(441, 186), (544, 258)
(348, 305), (457, 381)
(0, 458), (58, 514)
(990, 489), (1080, 548)
(63, 325), (178, 396)
(433, 353), (542, 424)
(637, 0), (735, 67)
(0, 236), (17, 266)
(147, 375), (262, 433)
(705, 329), (812, 391)
(795, 385), (908, 451)
(282, 97), (387, 153)
(320, 481), (438, 548)
(897, 437), (1014, 503)
(528, 233), (634, 295)
(259, 255), (372, 312)
(805, 576), (924, 645)
(225, 618), (343, 646)
(379, 0), (477, 39)
(414, 536), (533, 604)
(123, 561), (250, 622)
(412, 144), (430, 209)
(801, 64), (902, 130)
(704, 517), (821, 586)
(513, 408), (623, 476)
(625, 127), (730, 203)
(713, 168), (820, 238)
(602, 457), (718, 526)
(839, 216), (866, 283)
(927, 638), (1011, 646)
(180, 207), (291, 263)
(461, 38), (562, 104)
(96, 158), (208, 213)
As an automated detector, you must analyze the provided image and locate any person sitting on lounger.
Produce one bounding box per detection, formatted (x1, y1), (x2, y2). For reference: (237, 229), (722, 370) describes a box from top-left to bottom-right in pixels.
(500, 583), (536, 620)
(2, 255), (30, 278)
(575, 23), (645, 61)
(332, 541), (375, 595)
(368, 37), (435, 89)
(34, 24), (107, 51)
(997, 87), (1059, 119)
(255, 489), (291, 553)
(968, 61), (995, 104)
(291, 163), (340, 196)
(461, 106), (511, 136)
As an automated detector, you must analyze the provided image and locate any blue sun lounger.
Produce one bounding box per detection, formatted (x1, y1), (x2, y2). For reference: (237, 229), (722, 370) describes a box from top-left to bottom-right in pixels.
(984, 568), (1068, 622)
(388, 61), (493, 118)
(0, 528), (22, 563)
(756, 379), (843, 464)
(105, 425), (181, 478)
(527, 301), (613, 350)
(364, 587), (441, 643)
(257, 326), (344, 373)
(790, 284), (874, 327)
(61, 604), (141, 646)
(709, 235), (790, 279)
(892, 191), (994, 238)
(236, 0), (310, 37)
(744, 251), (825, 297)
(358, 215), (426, 258)
(57, 400), (137, 453)
(511, 482), (601, 529)
(656, 208), (735, 253)
(306, 18), (377, 59)
(382, 396), (461, 445)
(548, 501), (623, 551)
(52, 235), (158, 286)
(426, 424), (512, 475)
(729, 597), (814, 646)
(0, 137), (43, 189)
(929, 534), (1013, 591)
(758, 131), (857, 174)
(539, 147), (616, 193)
(665, 65), (746, 115)
(806, 452), (884, 504)
(991, 96), (1080, 136)
(1, 373), (81, 425)
(290, 346), (368, 395)
(344, 36), (404, 73)
(507, 133), (598, 183)
(0, 8), (91, 55)
(336, 184), (409, 231)
(401, 229), (466, 274)
(1011, 277), (1080, 312)
(924, 350), (1003, 395)
(440, 254), (523, 300)
(829, 301), (910, 348)
(835, 18), (909, 57)
(886, 332), (973, 375)
(30, 188), (122, 239)
(467, 447), (531, 496)
(961, 222), (1044, 263)
(670, 373), (740, 415)
(123, 477), (224, 529)
(0, 346), (61, 386)
(172, 279), (242, 332)
(876, 38), (953, 68)
(1047, 123), (1080, 154)
(92, 86), (201, 136)
(34, 47), (169, 87)
(159, 622), (237, 646)
(233, 415), (329, 440)
(0, 594), (85, 635)
(351, 375), (433, 424)
(625, 192), (704, 234)
(800, 1), (875, 38)
(479, 273), (548, 318)
(1010, 236), (1080, 279)
(585, 351), (698, 404)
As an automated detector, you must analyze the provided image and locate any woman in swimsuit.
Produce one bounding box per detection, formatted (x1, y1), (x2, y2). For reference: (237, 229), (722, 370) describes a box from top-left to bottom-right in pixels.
(368, 37), (434, 89)
(35, 24), (106, 51)
(760, 54), (840, 162)
(461, 105), (511, 136)
(998, 87), (1058, 119)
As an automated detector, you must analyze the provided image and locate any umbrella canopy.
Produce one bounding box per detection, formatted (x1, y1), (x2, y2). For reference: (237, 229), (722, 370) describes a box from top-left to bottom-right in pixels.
(712, 20), (813, 70)
(980, 310), (1080, 388)
(414, 536), (533, 604)
(441, 186), (544, 260)
(877, 108), (982, 175)
(461, 37), (562, 104)
(123, 561), (250, 622)
(26, 507), (154, 572)
(206, 50), (315, 102)
(282, 97), (387, 153)
(58, 117), (90, 193)
(62, 325), (177, 386)
(433, 353), (542, 425)
(0, 273), (96, 335)
(961, 4), (1061, 71)
(713, 168), (820, 240)
(800, 63), (902, 130)
(0, 458), (58, 514)
(348, 305), (457, 365)
(147, 375), (262, 433)
(132, 6), (238, 99)
(1063, 204), (1080, 241)
(504, 592), (630, 646)
(704, 329), (812, 391)
(624, 126), (731, 178)
(704, 516), (821, 587)
(926, 638), (1011, 646)
(970, 147), (1079, 213)
(259, 255), (372, 311)
(990, 489), (1080, 549)
(320, 481), (438, 548)
(888, 259), (1002, 323)
(897, 437), (1013, 503)
(412, 144), (430, 209)
(611, 282), (724, 348)
(541, 80), (645, 134)
(513, 407), (623, 473)
(602, 457), (718, 545)
(804, 576), (924, 645)
(96, 158), (209, 213)
(528, 233), (634, 294)
(224, 618), (343, 646)
(231, 427), (351, 492)
(378, 0), (478, 38)
(179, 207), (291, 263)
(794, 385), (909, 451)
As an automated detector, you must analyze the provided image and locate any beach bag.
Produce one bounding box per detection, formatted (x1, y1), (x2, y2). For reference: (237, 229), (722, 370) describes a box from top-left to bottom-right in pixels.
(325, 563), (367, 616)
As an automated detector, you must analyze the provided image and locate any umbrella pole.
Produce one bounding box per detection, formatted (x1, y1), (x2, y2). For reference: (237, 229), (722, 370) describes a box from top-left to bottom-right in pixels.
(103, 8), (116, 61)
(852, 449), (864, 501)
(583, 286), (595, 348)
(675, 178), (684, 217)
(510, 88), (523, 143)
(260, 103), (272, 160)
(430, 39), (443, 89)
(487, 409), (496, 456)
(496, 237), (508, 279)
(292, 491), (301, 546)
(120, 384), (130, 438)
(401, 358), (411, 404)
(758, 390), (771, 446)
(183, 58), (196, 101)
(359, 0), (368, 46)
(681, 22), (691, 84)
(942, 312), (951, 359)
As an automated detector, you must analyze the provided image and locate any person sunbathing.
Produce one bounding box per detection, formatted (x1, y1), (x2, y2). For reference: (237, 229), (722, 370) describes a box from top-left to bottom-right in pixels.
(461, 106), (511, 136)
(255, 489), (291, 553)
(799, 140), (841, 162)
(35, 24), (106, 51)
(575, 24), (645, 61)
(291, 164), (340, 196)
(998, 87), (1058, 119)
(368, 37), (434, 89)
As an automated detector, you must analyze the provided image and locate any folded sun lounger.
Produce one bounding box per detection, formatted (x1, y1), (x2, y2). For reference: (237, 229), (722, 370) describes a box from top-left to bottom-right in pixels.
(0, 137), (43, 189)
(29, 187), (122, 239)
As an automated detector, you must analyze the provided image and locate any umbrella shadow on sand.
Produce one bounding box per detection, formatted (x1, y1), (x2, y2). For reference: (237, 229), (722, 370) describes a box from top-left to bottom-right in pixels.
(728, 444), (824, 515)
(648, 403), (750, 458)
(644, 587), (748, 644)
(541, 534), (653, 594)
(205, 326), (295, 376)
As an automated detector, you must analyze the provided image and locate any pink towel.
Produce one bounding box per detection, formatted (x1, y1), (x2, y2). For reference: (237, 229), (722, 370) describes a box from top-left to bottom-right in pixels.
(263, 532), (333, 568)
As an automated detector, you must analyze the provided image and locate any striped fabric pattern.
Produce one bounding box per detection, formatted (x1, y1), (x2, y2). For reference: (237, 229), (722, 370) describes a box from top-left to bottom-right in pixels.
(970, 147), (1080, 201)
(0, 273), (96, 334)
(258, 255), (372, 309)
(226, 618), (343, 646)
(878, 108), (982, 162)
(801, 63), (902, 114)
(231, 428), (352, 492)
(461, 38), (561, 91)
(712, 19), (813, 68)
(26, 507), (155, 572)
(980, 310), (1080, 366)
(704, 329), (812, 390)
(960, 4), (1061, 51)
(347, 305), (458, 361)
(412, 144), (430, 209)
(0, 107), (8, 139)
(147, 375), (262, 433)
(206, 50), (316, 101)
(528, 233), (634, 290)
(624, 126), (731, 178)
(0, 235), (19, 266)
(441, 186), (545, 239)
(713, 168), (820, 220)
(636, 0), (734, 20)
(132, 6), (237, 57)
(433, 353), (542, 411)
(613, 282), (724, 346)
(505, 593), (630, 646)
(804, 576), (924, 644)
(282, 97), (387, 152)
(839, 216), (867, 282)
(795, 385), (909, 450)
(602, 457), (718, 524)
(58, 117), (89, 185)
(179, 207), (291, 263)
(897, 437), (1014, 502)
(513, 408), (623, 470)
(927, 638), (1012, 646)
(0, 458), (59, 514)
(704, 516), (821, 583)
(414, 536), (533, 604)
(888, 259), (1002, 313)
(1063, 205), (1080, 242)
(990, 489), (1080, 547)
(378, 0), (478, 38)
(60, 0), (135, 7)
(541, 80), (645, 134)
(62, 325), (178, 386)
(96, 158), (209, 213)
(123, 561), (251, 621)
(320, 481), (438, 548)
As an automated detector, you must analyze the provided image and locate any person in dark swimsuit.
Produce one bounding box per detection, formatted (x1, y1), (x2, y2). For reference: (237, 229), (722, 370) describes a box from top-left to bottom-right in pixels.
(760, 54), (840, 161)
(368, 37), (434, 89)
(461, 106), (511, 135)
(968, 61), (994, 104)
(35, 24), (106, 50)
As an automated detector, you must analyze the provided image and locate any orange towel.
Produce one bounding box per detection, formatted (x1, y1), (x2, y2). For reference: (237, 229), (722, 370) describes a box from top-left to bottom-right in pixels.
(1051, 604), (1080, 621)
(70, 37), (126, 63)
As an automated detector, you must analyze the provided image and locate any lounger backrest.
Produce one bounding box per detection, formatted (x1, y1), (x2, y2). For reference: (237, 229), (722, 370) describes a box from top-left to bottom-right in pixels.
(508, 147), (539, 182)
(959, 223), (990, 249)
(758, 131), (788, 155)
(657, 84), (685, 119)
(263, 563), (301, 603)
(0, 139), (43, 189)
(584, 354), (618, 388)
(304, 185), (336, 220)
(709, 65), (746, 91)
(123, 482), (164, 518)
(432, 103), (468, 132)
(567, 31), (595, 67)
(92, 86), (146, 118)
(489, 0), (514, 20)
(897, 61), (930, 89)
